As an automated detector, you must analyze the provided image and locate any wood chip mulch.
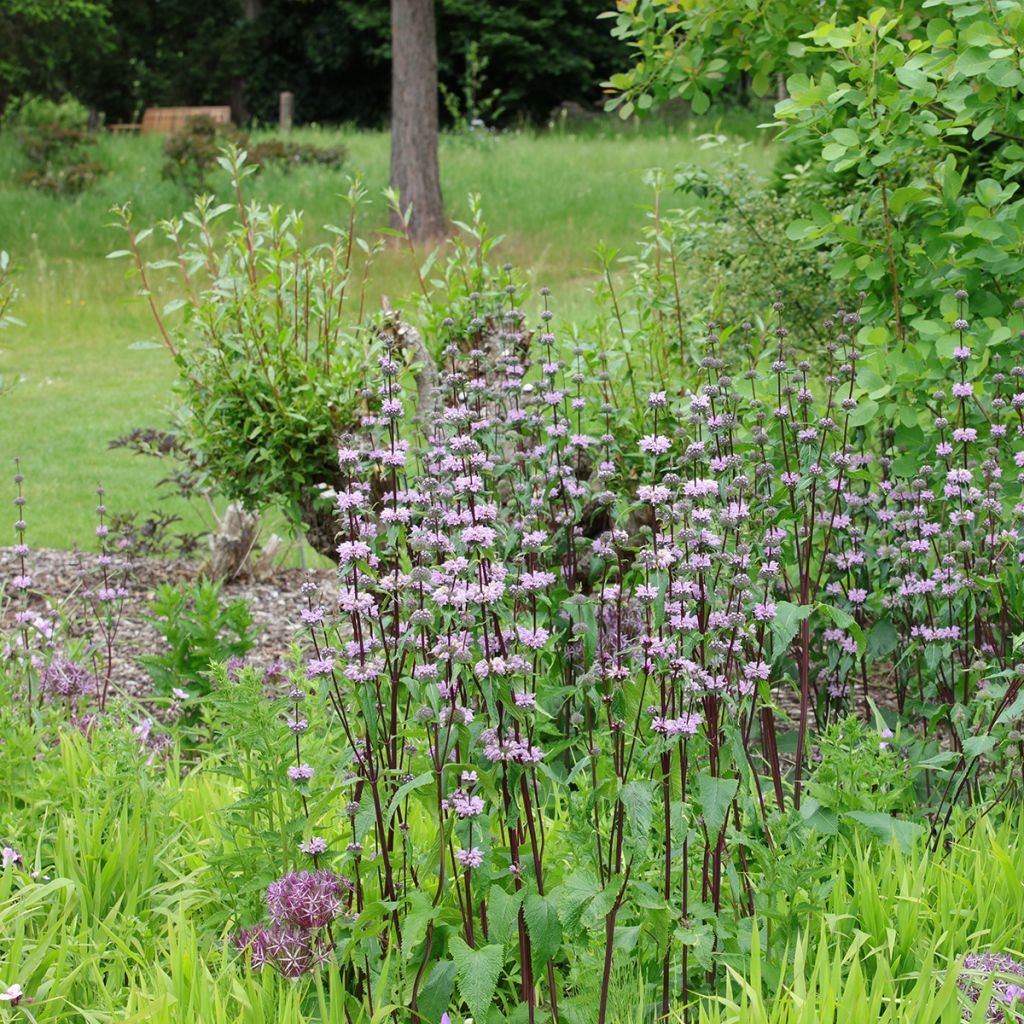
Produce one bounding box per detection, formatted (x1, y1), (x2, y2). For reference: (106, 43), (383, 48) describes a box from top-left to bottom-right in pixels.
(0, 546), (337, 700)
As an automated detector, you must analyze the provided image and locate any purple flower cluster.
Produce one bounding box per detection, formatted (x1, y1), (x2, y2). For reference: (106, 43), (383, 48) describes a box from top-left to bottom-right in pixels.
(234, 869), (351, 978)
(957, 952), (1024, 1021)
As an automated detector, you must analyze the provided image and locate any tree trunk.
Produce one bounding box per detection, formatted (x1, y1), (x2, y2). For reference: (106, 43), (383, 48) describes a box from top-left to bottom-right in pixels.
(230, 0), (262, 124)
(389, 0), (445, 241)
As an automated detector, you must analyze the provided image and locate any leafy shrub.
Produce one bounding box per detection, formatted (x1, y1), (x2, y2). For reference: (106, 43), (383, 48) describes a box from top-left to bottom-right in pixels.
(2, 93), (90, 131)
(13, 123), (107, 195)
(114, 153), (378, 559)
(160, 116), (346, 192)
(671, 159), (834, 338)
(606, 2), (1024, 398)
(138, 580), (256, 703)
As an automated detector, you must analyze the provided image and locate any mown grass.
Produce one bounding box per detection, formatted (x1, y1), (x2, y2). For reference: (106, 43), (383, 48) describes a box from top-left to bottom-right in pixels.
(0, 116), (777, 550)
(1, 724), (1021, 1023)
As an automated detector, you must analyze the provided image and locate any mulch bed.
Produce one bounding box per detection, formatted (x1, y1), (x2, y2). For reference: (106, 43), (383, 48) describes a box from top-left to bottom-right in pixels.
(2, 546), (899, 729)
(0, 546), (336, 699)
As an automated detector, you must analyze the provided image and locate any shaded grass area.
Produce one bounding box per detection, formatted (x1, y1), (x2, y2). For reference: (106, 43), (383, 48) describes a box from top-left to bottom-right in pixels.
(0, 118), (776, 550)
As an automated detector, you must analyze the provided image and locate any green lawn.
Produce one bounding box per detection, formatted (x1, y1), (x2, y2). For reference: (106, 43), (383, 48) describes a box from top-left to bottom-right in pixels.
(0, 117), (777, 550)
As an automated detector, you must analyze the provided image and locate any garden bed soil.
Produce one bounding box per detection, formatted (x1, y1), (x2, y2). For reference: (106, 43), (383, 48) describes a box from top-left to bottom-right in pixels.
(1, 546), (903, 726)
(0, 546), (337, 699)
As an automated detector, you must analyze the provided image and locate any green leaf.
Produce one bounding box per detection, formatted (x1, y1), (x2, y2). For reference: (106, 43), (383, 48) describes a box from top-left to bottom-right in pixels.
(846, 811), (923, 853)
(417, 959), (457, 1024)
(963, 734), (997, 759)
(770, 602), (814, 661)
(691, 90), (710, 115)
(621, 780), (654, 853)
(524, 894), (562, 969)
(450, 938), (504, 1023)
(697, 773), (738, 840)
(385, 771), (432, 825)
(868, 620), (899, 659)
(555, 871), (600, 932)
(846, 398), (878, 427)
(799, 797), (839, 835)
(486, 886), (524, 953)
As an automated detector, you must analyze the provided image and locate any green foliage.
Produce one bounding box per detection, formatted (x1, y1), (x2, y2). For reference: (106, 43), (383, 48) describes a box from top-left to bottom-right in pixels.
(15, 125), (108, 194)
(450, 937), (505, 1021)
(160, 117), (346, 194)
(0, 1), (113, 103)
(138, 580), (256, 701)
(7, 98), (109, 194)
(3, 0), (620, 129)
(1, 93), (90, 130)
(114, 150), (374, 556)
(606, 2), (1024, 394)
(440, 40), (506, 131)
(671, 158), (834, 337)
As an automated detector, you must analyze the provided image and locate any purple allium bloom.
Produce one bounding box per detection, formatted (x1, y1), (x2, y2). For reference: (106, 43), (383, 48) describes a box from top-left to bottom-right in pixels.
(265, 870), (350, 929)
(956, 952), (1024, 1021)
(233, 923), (331, 977)
(38, 657), (96, 703)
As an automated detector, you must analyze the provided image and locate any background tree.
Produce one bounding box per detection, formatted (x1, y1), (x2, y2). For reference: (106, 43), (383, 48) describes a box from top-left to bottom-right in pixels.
(389, 0), (445, 241)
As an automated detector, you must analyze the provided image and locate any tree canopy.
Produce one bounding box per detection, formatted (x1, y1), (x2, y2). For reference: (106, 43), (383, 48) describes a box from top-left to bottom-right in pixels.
(0, 0), (622, 126)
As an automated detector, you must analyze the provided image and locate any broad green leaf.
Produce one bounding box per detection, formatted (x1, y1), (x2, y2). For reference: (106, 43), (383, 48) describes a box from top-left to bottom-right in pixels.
(697, 773), (738, 840)
(846, 811), (923, 853)
(450, 937), (504, 1023)
(524, 894), (562, 969)
(770, 602), (814, 661)
(486, 886), (524, 953)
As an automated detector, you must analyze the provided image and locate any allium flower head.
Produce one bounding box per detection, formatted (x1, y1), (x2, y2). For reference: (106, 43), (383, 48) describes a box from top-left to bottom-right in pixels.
(265, 870), (350, 929)
(956, 952), (1024, 1021)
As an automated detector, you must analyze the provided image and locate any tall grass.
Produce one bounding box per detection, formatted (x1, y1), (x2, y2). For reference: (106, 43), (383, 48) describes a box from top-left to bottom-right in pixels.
(0, 119), (775, 548)
(2, 718), (1022, 1023)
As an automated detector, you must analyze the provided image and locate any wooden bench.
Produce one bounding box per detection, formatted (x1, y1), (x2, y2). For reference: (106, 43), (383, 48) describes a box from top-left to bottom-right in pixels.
(139, 106), (232, 134)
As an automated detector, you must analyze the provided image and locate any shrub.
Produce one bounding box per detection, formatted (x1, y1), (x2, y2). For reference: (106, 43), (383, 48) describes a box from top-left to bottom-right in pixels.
(14, 124), (107, 195)
(160, 116), (346, 192)
(2, 93), (90, 131)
